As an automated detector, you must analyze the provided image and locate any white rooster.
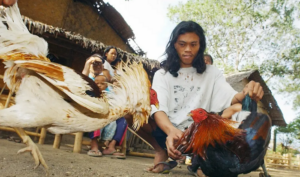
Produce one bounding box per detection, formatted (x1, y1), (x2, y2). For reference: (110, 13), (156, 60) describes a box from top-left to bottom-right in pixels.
(0, 3), (158, 172)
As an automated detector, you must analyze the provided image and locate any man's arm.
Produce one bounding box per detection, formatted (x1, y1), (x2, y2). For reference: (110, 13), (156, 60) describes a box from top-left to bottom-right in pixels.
(154, 111), (183, 160)
(231, 80), (264, 104)
(82, 59), (93, 76)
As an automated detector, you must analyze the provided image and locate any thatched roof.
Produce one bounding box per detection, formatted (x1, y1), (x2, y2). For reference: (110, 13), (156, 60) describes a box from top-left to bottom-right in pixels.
(22, 16), (160, 75)
(78, 0), (134, 40)
(226, 70), (286, 127)
(75, 0), (144, 55)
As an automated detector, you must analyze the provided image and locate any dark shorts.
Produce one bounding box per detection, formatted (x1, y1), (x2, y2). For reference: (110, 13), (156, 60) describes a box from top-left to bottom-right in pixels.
(152, 126), (167, 149)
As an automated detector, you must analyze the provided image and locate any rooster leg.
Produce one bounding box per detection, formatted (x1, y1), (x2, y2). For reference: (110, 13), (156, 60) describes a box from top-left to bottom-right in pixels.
(261, 163), (270, 177)
(14, 127), (49, 172)
(3, 86), (48, 172)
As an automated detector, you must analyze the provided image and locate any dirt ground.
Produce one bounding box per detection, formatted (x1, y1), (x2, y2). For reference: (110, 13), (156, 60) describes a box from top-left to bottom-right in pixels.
(0, 138), (299, 177)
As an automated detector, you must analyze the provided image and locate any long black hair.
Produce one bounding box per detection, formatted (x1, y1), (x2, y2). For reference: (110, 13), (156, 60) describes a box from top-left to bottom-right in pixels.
(161, 21), (206, 77)
(103, 46), (120, 66)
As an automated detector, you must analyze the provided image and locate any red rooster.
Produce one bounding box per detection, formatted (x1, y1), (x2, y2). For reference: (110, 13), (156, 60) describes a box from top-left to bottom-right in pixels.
(175, 95), (272, 177)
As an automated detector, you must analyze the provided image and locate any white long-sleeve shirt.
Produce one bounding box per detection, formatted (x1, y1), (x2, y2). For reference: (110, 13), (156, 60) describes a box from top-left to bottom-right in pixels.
(151, 65), (237, 131)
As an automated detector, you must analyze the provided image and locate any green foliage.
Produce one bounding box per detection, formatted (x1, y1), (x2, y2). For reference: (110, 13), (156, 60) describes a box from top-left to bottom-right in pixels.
(276, 116), (300, 140)
(168, 0), (300, 111)
(275, 143), (300, 155)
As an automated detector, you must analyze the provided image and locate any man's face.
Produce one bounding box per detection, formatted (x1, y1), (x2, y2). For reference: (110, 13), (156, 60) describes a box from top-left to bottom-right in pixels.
(95, 76), (108, 92)
(174, 32), (200, 68)
(204, 56), (212, 65)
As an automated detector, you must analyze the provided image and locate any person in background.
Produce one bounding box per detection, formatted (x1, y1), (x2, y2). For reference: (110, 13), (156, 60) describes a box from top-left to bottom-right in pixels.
(101, 46), (127, 158)
(204, 54), (213, 65)
(82, 54), (111, 81)
(87, 75), (116, 157)
(103, 46), (120, 78)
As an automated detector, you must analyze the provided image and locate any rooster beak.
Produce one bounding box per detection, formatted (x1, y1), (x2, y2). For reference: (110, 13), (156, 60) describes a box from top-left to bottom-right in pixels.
(188, 113), (193, 117)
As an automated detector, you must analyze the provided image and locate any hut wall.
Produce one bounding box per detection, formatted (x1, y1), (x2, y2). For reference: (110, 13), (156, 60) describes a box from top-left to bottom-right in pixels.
(18, 0), (134, 53)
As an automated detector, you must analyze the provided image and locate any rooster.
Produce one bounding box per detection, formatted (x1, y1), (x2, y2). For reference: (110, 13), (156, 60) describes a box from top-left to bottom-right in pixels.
(175, 95), (272, 177)
(0, 3), (159, 172)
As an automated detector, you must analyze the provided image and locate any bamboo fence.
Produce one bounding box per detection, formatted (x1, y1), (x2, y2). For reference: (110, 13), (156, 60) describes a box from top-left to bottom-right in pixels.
(265, 152), (300, 170)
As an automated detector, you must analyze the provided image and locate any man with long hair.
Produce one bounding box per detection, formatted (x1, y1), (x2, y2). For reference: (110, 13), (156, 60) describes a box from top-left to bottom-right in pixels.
(128, 21), (264, 176)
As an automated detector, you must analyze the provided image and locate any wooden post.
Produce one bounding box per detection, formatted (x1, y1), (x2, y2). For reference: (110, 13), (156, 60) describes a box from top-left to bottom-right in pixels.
(264, 155), (268, 167)
(38, 127), (47, 144)
(297, 155), (300, 170)
(0, 83), (6, 96)
(273, 129), (277, 152)
(0, 126), (40, 137)
(53, 134), (62, 149)
(4, 88), (13, 108)
(288, 153), (292, 169)
(73, 132), (83, 153)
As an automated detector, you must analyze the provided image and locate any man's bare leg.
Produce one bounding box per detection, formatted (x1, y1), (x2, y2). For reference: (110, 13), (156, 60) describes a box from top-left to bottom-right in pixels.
(124, 114), (169, 173)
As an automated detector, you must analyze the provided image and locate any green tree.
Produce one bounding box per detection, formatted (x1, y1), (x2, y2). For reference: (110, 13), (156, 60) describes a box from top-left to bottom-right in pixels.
(168, 0), (300, 111)
(275, 117), (300, 152)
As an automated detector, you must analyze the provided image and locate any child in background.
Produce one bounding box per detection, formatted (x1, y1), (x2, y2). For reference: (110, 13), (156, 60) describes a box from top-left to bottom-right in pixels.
(87, 75), (116, 157)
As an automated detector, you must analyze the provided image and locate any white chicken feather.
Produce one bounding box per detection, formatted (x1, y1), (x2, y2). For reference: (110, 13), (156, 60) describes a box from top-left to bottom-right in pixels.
(0, 3), (156, 171)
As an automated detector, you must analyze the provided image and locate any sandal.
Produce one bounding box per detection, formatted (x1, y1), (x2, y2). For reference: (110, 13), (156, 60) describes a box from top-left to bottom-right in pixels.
(87, 150), (102, 157)
(146, 161), (178, 174)
(110, 152), (126, 159)
(103, 150), (126, 159)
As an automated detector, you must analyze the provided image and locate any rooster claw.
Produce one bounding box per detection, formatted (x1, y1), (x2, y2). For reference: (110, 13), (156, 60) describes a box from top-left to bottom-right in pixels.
(17, 137), (49, 174)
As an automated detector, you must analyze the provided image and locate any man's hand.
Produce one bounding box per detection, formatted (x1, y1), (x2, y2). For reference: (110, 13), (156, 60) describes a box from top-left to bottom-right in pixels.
(0, 0), (17, 7)
(242, 80), (264, 102)
(165, 128), (183, 160)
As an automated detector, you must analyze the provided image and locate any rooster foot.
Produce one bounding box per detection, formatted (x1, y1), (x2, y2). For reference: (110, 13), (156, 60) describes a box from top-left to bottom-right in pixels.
(17, 136), (49, 173)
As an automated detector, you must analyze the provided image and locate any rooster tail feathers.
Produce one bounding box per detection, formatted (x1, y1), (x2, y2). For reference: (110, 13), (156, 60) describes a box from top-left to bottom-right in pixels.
(0, 4), (48, 59)
(107, 61), (151, 130)
(1, 3), (28, 32)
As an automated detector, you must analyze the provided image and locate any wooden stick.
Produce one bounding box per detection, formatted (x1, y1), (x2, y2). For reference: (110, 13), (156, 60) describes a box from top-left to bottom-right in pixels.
(127, 127), (154, 150)
(4, 86), (14, 108)
(0, 83), (6, 96)
(0, 126), (41, 137)
(128, 151), (155, 158)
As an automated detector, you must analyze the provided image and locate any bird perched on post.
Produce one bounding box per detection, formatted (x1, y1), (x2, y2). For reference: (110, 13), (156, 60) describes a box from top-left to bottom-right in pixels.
(0, 3), (159, 172)
(175, 95), (272, 177)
